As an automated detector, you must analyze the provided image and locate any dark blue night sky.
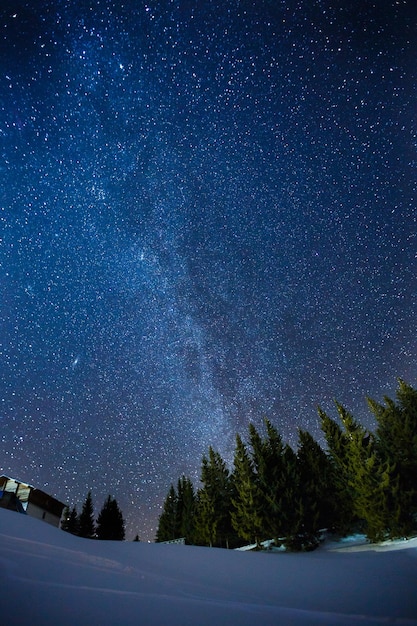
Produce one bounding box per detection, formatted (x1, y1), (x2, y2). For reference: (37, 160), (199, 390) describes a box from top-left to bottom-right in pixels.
(1, 1), (416, 540)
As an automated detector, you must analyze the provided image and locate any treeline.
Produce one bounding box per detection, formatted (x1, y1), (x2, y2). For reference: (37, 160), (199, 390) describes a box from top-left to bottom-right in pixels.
(156, 380), (417, 550)
(61, 492), (129, 541)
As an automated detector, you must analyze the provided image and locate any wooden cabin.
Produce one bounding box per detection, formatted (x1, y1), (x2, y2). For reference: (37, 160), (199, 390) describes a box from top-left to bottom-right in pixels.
(0, 475), (66, 528)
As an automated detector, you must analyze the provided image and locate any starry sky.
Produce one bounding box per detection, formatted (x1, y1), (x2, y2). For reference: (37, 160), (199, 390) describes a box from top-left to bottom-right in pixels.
(1, 0), (416, 540)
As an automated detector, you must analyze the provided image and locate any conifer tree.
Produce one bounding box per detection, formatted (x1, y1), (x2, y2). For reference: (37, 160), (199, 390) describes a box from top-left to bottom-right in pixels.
(247, 420), (302, 545)
(343, 405), (398, 542)
(96, 495), (125, 540)
(349, 439), (397, 542)
(247, 422), (270, 540)
(78, 491), (95, 539)
(176, 475), (195, 543)
(296, 429), (336, 548)
(66, 505), (80, 536)
(62, 505), (80, 535)
(61, 506), (71, 531)
(194, 487), (217, 547)
(321, 402), (398, 542)
(231, 433), (263, 546)
(370, 379), (417, 536)
(194, 448), (233, 547)
(249, 420), (295, 543)
(156, 484), (179, 542)
(340, 402), (396, 541)
(319, 407), (357, 534)
(280, 443), (301, 547)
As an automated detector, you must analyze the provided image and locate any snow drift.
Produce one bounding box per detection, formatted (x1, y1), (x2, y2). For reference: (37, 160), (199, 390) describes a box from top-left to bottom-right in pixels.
(1, 508), (416, 625)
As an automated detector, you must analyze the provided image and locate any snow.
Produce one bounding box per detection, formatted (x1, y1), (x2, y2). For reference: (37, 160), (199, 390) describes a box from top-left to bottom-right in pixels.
(1, 509), (417, 625)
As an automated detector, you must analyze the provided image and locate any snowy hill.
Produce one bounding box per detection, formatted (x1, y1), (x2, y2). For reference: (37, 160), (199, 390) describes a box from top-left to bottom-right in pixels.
(1, 509), (417, 625)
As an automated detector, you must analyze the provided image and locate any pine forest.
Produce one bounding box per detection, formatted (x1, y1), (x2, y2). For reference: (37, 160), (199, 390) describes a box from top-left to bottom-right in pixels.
(156, 380), (417, 550)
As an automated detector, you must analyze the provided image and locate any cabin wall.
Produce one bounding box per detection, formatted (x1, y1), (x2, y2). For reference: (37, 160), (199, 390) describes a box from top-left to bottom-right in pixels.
(26, 502), (62, 528)
(0, 476), (65, 528)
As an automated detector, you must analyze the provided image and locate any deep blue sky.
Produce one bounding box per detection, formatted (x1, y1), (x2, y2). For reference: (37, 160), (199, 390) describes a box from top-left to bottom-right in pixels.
(1, 0), (416, 540)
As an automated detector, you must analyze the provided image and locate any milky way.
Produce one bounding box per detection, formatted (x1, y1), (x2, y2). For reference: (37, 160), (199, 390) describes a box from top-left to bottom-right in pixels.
(1, 1), (416, 540)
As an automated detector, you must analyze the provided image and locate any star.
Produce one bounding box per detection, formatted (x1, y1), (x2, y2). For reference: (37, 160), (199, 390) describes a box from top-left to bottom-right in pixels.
(0, 0), (415, 541)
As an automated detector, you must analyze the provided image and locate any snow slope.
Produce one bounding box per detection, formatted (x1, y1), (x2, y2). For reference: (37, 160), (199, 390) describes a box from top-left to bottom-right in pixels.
(1, 509), (417, 625)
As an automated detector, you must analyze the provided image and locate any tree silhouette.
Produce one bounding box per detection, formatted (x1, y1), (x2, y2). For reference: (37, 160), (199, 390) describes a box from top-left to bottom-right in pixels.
(78, 492), (95, 539)
(96, 495), (125, 540)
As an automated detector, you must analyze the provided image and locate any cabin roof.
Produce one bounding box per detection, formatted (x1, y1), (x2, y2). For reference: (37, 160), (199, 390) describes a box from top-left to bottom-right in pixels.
(0, 475), (66, 515)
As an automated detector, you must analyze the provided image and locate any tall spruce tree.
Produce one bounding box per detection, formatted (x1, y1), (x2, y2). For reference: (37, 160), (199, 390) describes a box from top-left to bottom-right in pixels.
(176, 475), (195, 543)
(349, 437), (397, 542)
(78, 491), (95, 539)
(63, 505), (80, 536)
(370, 379), (417, 536)
(61, 506), (71, 531)
(321, 402), (398, 542)
(249, 420), (298, 544)
(194, 487), (217, 547)
(339, 403), (397, 542)
(195, 448), (233, 547)
(231, 433), (263, 546)
(156, 484), (179, 542)
(280, 443), (300, 547)
(96, 495), (125, 540)
(247, 421), (272, 540)
(295, 429), (336, 548)
(319, 407), (357, 534)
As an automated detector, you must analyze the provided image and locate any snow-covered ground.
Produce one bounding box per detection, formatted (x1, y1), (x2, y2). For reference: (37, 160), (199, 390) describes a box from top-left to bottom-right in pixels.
(1, 508), (417, 625)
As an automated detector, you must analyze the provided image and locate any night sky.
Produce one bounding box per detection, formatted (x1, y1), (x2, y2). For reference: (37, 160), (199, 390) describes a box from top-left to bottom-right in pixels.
(1, 1), (416, 541)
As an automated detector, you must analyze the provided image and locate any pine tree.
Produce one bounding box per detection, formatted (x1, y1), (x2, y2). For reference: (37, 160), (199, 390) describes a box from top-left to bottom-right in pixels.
(61, 506), (71, 531)
(350, 441), (397, 542)
(194, 448), (233, 547)
(78, 491), (95, 539)
(295, 429), (336, 549)
(66, 506), (80, 535)
(321, 402), (398, 542)
(133, 534), (140, 542)
(96, 495), (125, 540)
(343, 407), (398, 542)
(156, 484), (178, 542)
(280, 443), (301, 548)
(176, 475), (195, 544)
(319, 407), (357, 534)
(194, 487), (217, 547)
(249, 420), (294, 544)
(231, 433), (263, 546)
(247, 422), (270, 540)
(370, 379), (417, 536)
